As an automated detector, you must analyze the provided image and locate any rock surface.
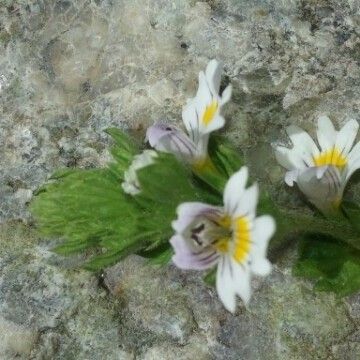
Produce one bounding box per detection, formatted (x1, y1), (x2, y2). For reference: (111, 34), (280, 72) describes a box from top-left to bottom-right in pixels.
(1, 0), (359, 359)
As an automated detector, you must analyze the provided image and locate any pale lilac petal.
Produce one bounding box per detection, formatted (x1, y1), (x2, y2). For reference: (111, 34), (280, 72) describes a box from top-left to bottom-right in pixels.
(170, 235), (219, 270)
(296, 165), (342, 211)
(172, 202), (221, 234)
(146, 123), (196, 159)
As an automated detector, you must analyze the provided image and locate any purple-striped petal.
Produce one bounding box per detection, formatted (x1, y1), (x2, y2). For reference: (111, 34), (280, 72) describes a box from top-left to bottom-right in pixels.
(172, 202), (221, 233)
(296, 165), (342, 212)
(170, 235), (219, 270)
(146, 123), (196, 160)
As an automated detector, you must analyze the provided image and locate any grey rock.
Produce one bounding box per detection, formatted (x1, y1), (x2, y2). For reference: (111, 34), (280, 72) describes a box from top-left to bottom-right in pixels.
(1, 0), (360, 358)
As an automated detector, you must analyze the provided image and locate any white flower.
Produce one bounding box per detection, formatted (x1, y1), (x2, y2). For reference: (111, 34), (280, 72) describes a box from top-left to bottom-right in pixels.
(121, 150), (158, 195)
(170, 167), (275, 312)
(146, 59), (232, 165)
(274, 115), (360, 213)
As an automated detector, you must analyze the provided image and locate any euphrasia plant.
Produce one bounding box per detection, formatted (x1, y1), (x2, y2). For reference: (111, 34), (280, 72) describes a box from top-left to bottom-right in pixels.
(31, 60), (360, 312)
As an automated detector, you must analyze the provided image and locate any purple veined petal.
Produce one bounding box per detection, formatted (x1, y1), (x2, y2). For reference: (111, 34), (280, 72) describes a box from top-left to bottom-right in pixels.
(170, 235), (220, 270)
(146, 123), (196, 159)
(172, 202), (222, 234)
(182, 100), (200, 144)
(296, 165), (343, 212)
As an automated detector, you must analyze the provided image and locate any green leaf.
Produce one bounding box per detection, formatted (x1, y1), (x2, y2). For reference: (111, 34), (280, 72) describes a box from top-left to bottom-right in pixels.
(208, 135), (244, 178)
(293, 233), (360, 296)
(192, 135), (244, 195)
(145, 246), (173, 266)
(105, 127), (140, 179)
(341, 200), (360, 234)
(203, 268), (216, 286)
(31, 168), (142, 266)
(135, 153), (209, 249)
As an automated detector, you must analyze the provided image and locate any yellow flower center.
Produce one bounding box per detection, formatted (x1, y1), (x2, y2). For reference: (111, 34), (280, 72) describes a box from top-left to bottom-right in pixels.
(201, 100), (218, 126)
(313, 147), (347, 168)
(213, 215), (251, 264)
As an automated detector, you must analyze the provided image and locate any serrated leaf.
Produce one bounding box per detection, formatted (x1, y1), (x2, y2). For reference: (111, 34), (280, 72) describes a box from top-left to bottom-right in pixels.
(105, 127), (140, 179)
(293, 233), (360, 296)
(31, 168), (142, 264)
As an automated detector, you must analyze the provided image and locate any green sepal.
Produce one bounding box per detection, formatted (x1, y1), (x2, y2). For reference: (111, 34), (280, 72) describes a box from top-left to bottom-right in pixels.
(293, 233), (360, 296)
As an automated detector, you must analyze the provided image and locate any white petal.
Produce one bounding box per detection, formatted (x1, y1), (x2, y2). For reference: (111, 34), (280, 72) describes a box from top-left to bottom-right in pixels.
(250, 215), (275, 276)
(317, 115), (336, 151)
(348, 141), (360, 163)
(346, 158), (360, 182)
(220, 84), (232, 106)
(182, 101), (199, 143)
(196, 71), (212, 106)
(284, 169), (300, 186)
(194, 133), (210, 161)
(286, 125), (319, 166)
(201, 114), (225, 134)
(234, 183), (259, 218)
(216, 256), (237, 313)
(274, 146), (305, 170)
(205, 59), (222, 95)
(232, 258), (251, 306)
(223, 167), (248, 216)
(251, 258), (272, 276)
(335, 119), (359, 156)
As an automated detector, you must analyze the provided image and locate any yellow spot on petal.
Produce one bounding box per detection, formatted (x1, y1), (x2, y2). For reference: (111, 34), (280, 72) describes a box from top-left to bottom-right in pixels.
(217, 215), (231, 229)
(202, 100), (218, 126)
(214, 237), (230, 253)
(233, 217), (251, 264)
(313, 147), (347, 168)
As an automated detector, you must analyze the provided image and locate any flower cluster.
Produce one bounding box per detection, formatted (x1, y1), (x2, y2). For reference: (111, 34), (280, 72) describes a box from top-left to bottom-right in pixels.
(33, 58), (360, 315)
(274, 116), (360, 214)
(146, 60), (232, 167)
(122, 60), (275, 312)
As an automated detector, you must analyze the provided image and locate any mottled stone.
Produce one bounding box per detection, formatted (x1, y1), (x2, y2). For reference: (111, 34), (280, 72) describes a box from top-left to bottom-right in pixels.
(1, 0), (360, 358)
